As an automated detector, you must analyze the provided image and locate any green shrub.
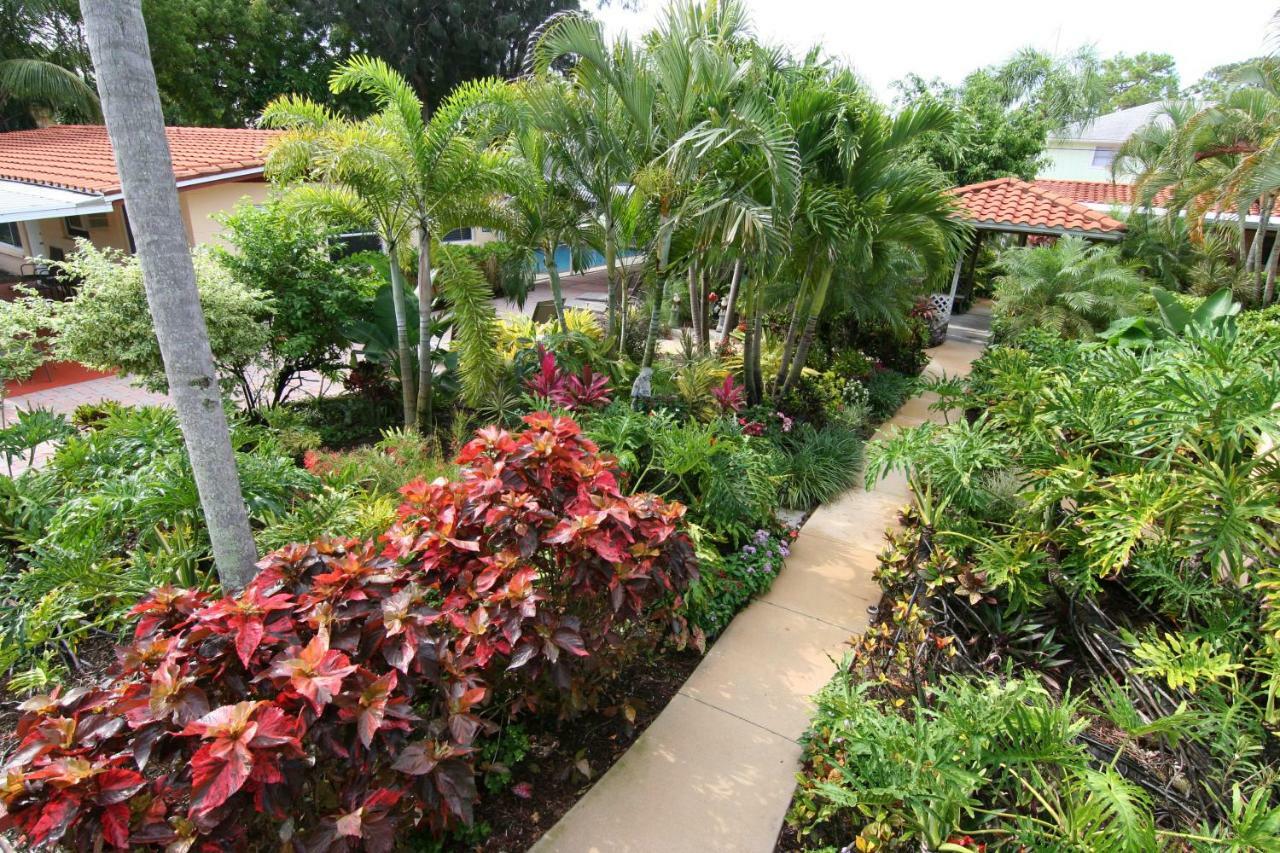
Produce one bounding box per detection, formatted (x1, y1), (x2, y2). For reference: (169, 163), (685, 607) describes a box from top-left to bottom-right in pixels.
(684, 527), (794, 636)
(283, 393), (400, 449)
(52, 242), (272, 398)
(864, 368), (915, 421)
(0, 406), (316, 683)
(776, 423), (863, 509)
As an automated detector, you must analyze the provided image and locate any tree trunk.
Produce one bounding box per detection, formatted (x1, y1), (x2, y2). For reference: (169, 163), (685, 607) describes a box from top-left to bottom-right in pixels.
(636, 212), (672, 374)
(687, 264), (700, 348)
(1263, 230), (1280, 306)
(416, 231), (434, 428)
(719, 258), (742, 351)
(386, 239), (416, 428)
(782, 266), (833, 395)
(746, 282), (764, 404)
(773, 292), (807, 391)
(605, 228), (619, 346)
(698, 267), (710, 353)
(1252, 197), (1272, 304)
(80, 0), (258, 590)
(545, 243), (569, 333)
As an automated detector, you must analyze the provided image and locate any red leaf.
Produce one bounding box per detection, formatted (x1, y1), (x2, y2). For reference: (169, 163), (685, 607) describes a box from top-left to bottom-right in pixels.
(189, 738), (253, 818)
(30, 794), (81, 845)
(235, 618), (264, 669)
(511, 781), (533, 799)
(101, 802), (130, 849)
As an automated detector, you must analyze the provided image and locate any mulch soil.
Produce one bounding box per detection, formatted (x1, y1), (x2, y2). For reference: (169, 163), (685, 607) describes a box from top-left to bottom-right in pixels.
(459, 647), (704, 852)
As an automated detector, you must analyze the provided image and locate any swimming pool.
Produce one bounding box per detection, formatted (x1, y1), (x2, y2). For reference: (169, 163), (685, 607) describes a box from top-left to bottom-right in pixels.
(532, 246), (638, 274)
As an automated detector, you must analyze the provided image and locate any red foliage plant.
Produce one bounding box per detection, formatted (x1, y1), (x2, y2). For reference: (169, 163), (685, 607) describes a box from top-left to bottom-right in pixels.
(0, 414), (695, 851)
(523, 346), (612, 410)
(711, 375), (745, 413)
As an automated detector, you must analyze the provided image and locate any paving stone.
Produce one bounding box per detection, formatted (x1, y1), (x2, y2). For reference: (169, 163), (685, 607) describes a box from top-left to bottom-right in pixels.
(532, 694), (800, 853)
(759, 534), (880, 633)
(679, 601), (851, 740)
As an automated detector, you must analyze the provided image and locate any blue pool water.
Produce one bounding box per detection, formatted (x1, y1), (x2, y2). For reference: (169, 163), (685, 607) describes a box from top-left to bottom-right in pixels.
(533, 246), (637, 274)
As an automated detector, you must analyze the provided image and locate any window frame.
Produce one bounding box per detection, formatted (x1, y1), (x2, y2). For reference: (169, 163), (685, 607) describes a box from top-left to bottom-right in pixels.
(0, 221), (23, 250)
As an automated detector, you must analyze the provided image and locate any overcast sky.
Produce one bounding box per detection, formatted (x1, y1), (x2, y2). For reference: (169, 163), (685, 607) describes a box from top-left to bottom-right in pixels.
(596, 0), (1277, 101)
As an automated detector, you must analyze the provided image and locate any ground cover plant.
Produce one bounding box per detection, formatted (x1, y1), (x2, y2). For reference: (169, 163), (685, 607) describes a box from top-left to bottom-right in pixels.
(784, 296), (1280, 850)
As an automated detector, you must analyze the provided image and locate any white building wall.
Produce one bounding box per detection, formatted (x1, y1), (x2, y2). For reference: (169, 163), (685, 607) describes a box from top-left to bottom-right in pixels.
(1039, 142), (1118, 183)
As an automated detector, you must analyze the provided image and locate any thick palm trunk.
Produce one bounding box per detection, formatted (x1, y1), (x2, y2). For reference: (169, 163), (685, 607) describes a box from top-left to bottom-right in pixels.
(415, 232), (435, 428)
(81, 0), (258, 590)
(386, 239), (416, 428)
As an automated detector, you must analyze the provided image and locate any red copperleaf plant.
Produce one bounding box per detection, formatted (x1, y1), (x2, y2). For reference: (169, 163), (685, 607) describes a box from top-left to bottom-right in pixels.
(0, 413), (695, 851)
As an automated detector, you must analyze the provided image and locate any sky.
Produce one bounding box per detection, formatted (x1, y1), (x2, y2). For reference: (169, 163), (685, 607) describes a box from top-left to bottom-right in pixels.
(595, 0), (1278, 102)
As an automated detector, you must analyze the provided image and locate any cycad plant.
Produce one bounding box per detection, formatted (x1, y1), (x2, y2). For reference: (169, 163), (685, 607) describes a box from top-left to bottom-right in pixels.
(991, 236), (1148, 340)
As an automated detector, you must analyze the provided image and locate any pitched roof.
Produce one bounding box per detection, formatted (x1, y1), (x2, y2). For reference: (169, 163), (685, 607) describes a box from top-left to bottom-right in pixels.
(0, 125), (279, 195)
(1055, 102), (1167, 145)
(1033, 179), (1139, 206)
(950, 176), (1126, 237)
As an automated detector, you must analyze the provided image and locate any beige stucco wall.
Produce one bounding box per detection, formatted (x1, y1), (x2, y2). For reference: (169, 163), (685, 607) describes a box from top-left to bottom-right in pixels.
(178, 180), (270, 247)
(0, 205), (131, 275)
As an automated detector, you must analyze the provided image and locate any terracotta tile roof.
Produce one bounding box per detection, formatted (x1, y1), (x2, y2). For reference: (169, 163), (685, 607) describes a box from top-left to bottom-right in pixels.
(950, 176), (1126, 236)
(1032, 179), (1139, 206)
(0, 125), (279, 195)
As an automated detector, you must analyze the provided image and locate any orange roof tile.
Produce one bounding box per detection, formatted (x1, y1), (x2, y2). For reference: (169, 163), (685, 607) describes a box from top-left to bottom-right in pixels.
(949, 176), (1126, 236)
(0, 125), (279, 195)
(1033, 179), (1139, 206)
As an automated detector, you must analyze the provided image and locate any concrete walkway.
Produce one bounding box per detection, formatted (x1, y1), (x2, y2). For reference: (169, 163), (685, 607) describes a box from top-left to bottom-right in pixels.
(532, 321), (988, 853)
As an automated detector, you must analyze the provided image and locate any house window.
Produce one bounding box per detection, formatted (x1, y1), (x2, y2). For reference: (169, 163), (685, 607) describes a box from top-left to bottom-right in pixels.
(442, 227), (472, 243)
(65, 215), (91, 239)
(0, 221), (21, 250)
(1091, 147), (1116, 168)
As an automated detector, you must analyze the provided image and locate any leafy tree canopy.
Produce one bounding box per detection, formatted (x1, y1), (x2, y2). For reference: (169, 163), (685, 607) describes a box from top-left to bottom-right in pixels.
(1099, 51), (1179, 111)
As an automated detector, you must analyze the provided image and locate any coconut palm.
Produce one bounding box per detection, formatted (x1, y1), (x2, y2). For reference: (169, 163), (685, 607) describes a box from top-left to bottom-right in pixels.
(991, 236), (1147, 340)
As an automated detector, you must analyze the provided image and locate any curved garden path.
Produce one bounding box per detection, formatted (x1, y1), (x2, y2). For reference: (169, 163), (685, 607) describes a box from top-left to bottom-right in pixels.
(532, 307), (990, 852)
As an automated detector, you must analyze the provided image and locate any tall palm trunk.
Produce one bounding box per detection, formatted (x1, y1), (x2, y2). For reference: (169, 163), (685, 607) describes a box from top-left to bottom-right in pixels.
(386, 238), (416, 428)
(415, 231), (434, 428)
(605, 224), (619, 345)
(545, 240), (570, 333)
(80, 0), (258, 590)
(773, 292), (808, 391)
(782, 265), (833, 394)
(1263, 230), (1280, 306)
(745, 280), (765, 404)
(636, 212), (673, 375)
(1252, 196), (1272, 304)
(719, 258), (742, 352)
(686, 264), (700, 347)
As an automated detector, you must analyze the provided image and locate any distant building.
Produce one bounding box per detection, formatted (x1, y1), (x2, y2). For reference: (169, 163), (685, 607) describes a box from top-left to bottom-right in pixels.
(0, 125), (282, 277)
(1038, 103), (1166, 183)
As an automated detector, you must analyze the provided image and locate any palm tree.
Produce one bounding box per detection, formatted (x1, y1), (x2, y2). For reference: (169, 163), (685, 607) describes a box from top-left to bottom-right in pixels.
(328, 57), (525, 427)
(534, 0), (798, 381)
(2, 0), (99, 128)
(772, 69), (963, 395)
(991, 236), (1147, 340)
(79, 0), (258, 590)
(261, 96), (420, 429)
(264, 58), (521, 429)
(511, 80), (599, 333)
(1116, 61), (1280, 306)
